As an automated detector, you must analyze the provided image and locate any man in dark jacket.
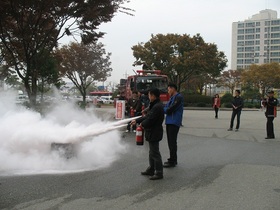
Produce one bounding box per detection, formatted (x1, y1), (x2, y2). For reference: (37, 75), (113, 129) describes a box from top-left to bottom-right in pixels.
(163, 83), (184, 168)
(228, 90), (244, 132)
(131, 88), (164, 180)
(263, 90), (278, 139)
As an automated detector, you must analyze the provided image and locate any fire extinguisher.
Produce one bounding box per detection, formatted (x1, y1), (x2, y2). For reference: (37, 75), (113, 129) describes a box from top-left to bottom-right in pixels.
(136, 126), (144, 146)
(141, 104), (145, 111)
(130, 107), (135, 117)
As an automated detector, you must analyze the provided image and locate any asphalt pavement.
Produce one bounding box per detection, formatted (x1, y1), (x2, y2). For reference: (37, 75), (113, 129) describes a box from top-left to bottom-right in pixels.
(1, 108), (280, 210)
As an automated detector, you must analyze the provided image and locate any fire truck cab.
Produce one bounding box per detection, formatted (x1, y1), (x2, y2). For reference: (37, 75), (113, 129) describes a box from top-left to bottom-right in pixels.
(125, 70), (170, 104)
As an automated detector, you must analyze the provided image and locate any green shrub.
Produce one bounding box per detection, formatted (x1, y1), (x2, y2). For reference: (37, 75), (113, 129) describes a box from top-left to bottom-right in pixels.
(197, 102), (206, 107)
(255, 104), (261, 109)
(223, 102), (232, 108)
(221, 92), (233, 104)
(184, 94), (212, 104)
(247, 104), (254, 108)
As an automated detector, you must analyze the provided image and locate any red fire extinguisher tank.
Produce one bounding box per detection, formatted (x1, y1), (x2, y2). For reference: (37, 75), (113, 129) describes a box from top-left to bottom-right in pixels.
(135, 126), (144, 145)
(130, 108), (135, 117)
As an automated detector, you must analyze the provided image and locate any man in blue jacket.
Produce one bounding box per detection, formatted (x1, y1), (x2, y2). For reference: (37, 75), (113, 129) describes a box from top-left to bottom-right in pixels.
(163, 83), (184, 168)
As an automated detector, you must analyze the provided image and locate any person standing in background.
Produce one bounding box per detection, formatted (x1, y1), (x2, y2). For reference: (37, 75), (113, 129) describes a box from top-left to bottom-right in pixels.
(212, 94), (221, 119)
(163, 83), (184, 168)
(228, 90), (244, 132)
(263, 90), (278, 139)
(126, 91), (142, 132)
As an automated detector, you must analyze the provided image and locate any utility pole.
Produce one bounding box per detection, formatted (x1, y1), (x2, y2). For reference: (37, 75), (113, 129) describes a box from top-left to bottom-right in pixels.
(123, 71), (129, 79)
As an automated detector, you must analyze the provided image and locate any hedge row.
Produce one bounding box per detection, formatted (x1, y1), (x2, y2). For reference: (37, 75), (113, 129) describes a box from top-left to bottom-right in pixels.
(183, 94), (261, 108)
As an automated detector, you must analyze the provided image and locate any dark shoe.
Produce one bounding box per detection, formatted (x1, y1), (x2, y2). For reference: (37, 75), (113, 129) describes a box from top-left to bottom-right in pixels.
(149, 174), (163, 180)
(141, 170), (154, 176)
(227, 128), (233, 131)
(163, 162), (176, 168)
(265, 137), (275, 139)
(235, 129), (239, 132)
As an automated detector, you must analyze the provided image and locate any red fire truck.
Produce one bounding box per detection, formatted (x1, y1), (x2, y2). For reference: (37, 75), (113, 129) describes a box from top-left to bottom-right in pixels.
(123, 70), (170, 104)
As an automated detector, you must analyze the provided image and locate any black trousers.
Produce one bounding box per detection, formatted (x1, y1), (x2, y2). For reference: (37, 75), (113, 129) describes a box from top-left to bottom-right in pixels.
(166, 124), (180, 164)
(230, 109), (241, 129)
(266, 117), (275, 138)
(214, 106), (219, 118)
(148, 141), (163, 174)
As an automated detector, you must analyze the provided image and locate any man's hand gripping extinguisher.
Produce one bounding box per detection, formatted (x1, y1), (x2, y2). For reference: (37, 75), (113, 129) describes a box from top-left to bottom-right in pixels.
(136, 125), (144, 145)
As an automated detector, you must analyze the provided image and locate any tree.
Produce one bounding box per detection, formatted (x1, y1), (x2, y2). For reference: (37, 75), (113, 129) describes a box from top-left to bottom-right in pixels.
(132, 33), (227, 92)
(56, 42), (112, 107)
(35, 51), (62, 102)
(241, 62), (280, 96)
(0, 0), (131, 106)
(242, 84), (261, 103)
(217, 69), (242, 95)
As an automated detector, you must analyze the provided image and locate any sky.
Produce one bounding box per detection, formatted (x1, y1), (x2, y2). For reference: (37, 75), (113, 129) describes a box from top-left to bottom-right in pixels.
(62, 0), (280, 86)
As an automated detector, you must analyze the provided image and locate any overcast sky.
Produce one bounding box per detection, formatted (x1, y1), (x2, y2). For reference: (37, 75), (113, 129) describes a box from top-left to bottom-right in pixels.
(83, 0), (280, 84)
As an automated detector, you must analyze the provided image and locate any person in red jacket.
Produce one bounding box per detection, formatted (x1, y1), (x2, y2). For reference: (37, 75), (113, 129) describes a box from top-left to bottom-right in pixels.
(212, 94), (221, 119)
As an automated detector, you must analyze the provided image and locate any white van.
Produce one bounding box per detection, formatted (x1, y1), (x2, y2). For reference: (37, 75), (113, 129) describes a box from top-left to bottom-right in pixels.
(100, 96), (113, 104)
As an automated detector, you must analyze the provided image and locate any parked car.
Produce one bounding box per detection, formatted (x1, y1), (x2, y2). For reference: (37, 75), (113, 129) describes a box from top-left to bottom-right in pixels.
(100, 96), (114, 104)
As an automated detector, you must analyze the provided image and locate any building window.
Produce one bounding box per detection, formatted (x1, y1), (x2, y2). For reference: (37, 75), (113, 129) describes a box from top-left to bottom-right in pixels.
(256, 34), (260, 39)
(245, 53), (254, 58)
(271, 20), (280, 26)
(255, 40), (260, 45)
(271, 26), (280, 32)
(245, 34), (254, 39)
(237, 47), (244, 52)
(245, 59), (254, 64)
(245, 22), (255, 27)
(271, 58), (280, 62)
(256, 22), (260, 26)
(237, 59), (244, 64)
(237, 35), (244, 40)
(256, 28), (260, 33)
(271, 52), (280, 57)
(238, 29), (244, 34)
(265, 21), (271, 26)
(255, 46), (260, 51)
(270, 46), (280, 51)
(245, 41), (254, 45)
(245, 28), (255, 33)
(255, 59), (259, 63)
(238, 23), (244, 28)
(271, 33), (280, 38)
(237, 53), (243, 58)
(245, 47), (254, 51)
(271, 39), (280, 44)
(237, 41), (244, 46)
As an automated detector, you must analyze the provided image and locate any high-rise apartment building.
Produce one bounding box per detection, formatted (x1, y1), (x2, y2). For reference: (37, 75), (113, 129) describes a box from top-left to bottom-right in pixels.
(231, 9), (280, 70)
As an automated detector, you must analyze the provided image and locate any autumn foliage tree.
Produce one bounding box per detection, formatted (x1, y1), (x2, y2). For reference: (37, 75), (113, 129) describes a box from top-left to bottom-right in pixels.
(56, 42), (112, 106)
(0, 0), (131, 106)
(217, 69), (242, 95)
(241, 62), (280, 96)
(132, 33), (227, 92)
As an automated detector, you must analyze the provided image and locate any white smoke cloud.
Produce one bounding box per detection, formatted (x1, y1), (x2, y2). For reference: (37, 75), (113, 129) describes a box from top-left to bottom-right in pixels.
(0, 92), (128, 175)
